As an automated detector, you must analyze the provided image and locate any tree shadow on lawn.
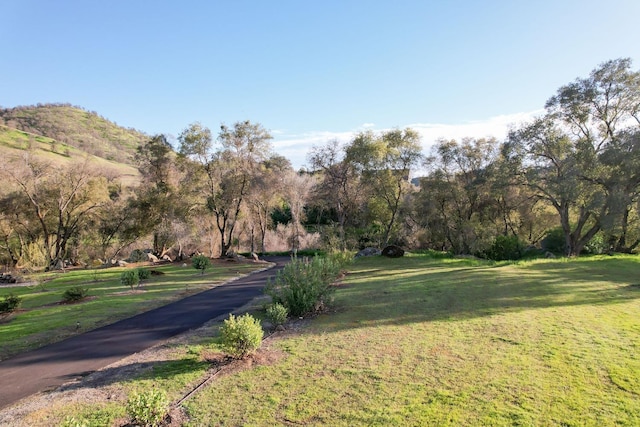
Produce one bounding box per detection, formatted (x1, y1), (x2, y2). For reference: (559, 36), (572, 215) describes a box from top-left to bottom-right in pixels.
(327, 256), (640, 331)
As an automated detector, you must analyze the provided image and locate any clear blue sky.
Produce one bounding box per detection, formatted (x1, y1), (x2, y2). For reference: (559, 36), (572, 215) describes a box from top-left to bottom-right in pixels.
(2, 0), (639, 167)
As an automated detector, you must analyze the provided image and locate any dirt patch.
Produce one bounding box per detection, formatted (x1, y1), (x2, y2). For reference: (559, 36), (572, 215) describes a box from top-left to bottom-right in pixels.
(0, 310), (25, 324)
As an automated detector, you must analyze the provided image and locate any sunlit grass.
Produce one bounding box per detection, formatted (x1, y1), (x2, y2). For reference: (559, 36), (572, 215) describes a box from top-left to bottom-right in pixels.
(20, 253), (640, 426)
(181, 254), (640, 426)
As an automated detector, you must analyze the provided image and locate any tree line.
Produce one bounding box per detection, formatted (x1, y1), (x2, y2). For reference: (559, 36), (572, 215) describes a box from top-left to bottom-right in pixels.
(0, 58), (638, 269)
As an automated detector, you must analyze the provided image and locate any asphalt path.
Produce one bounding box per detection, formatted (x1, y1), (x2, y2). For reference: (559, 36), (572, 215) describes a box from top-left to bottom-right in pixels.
(0, 257), (288, 410)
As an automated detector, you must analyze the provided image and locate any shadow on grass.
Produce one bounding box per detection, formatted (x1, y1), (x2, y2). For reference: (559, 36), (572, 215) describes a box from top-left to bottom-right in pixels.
(56, 357), (211, 392)
(326, 255), (640, 331)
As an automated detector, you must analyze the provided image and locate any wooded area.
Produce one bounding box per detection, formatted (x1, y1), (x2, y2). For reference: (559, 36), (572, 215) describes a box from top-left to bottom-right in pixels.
(1, 58), (638, 269)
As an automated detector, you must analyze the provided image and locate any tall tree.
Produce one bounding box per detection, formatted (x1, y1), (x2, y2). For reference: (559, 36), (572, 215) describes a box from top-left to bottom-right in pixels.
(2, 156), (109, 269)
(179, 120), (272, 257)
(134, 134), (182, 256)
(308, 139), (364, 249)
(509, 58), (640, 255)
(346, 128), (423, 245)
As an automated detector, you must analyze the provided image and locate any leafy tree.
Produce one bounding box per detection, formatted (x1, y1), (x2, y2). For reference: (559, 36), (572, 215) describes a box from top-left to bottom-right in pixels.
(415, 137), (500, 254)
(134, 134), (184, 257)
(246, 155), (292, 253)
(179, 121), (273, 257)
(348, 128), (423, 245)
(2, 157), (109, 269)
(308, 139), (365, 248)
(508, 58), (640, 255)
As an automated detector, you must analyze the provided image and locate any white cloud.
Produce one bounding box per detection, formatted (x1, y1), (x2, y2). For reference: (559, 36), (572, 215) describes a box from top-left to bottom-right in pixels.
(272, 110), (543, 170)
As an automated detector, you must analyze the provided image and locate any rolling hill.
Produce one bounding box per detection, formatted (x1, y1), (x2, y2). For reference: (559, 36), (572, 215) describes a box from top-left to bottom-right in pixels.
(0, 104), (147, 184)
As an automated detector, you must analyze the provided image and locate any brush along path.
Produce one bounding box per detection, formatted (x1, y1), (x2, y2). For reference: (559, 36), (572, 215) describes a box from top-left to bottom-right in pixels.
(0, 257), (288, 410)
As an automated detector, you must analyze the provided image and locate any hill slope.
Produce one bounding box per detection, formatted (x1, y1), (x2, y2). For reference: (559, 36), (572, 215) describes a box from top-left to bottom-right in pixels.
(0, 104), (147, 184)
(0, 103), (147, 165)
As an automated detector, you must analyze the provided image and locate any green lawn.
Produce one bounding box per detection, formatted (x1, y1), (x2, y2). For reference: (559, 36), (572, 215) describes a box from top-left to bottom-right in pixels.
(12, 254), (640, 426)
(0, 261), (266, 360)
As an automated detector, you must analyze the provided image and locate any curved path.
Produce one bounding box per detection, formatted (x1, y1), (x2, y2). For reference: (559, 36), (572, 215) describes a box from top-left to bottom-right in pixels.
(0, 257), (288, 410)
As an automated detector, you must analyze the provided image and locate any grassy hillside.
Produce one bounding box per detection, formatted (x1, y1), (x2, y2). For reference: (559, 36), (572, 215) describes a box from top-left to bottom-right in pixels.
(0, 125), (139, 186)
(0, 104), (147, 185)
(0, 103), (147, 165)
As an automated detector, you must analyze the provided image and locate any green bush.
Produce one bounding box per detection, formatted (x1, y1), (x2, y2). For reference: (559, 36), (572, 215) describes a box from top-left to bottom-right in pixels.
(129, 249), (147, 263)
(583, 232), (608, 254)
(265, 302), (288, 326)
(220, 313), (264, 359)
(485, 235), (525, 261)
(192, 254), (212, 274)
(120, 269), (140, 290)
(265, 255), (348, 317)
(542, 227), (565, 254)
(126, 388), (169, 427)
(60, 416), (88, 427)
(0, 294), (22, 314)
(62, 286), (89, 303)
(136, 267), (151, 281)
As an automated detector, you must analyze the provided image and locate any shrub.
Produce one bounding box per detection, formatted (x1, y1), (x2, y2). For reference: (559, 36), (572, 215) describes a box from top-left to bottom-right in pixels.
(485, 235), (525, 261)
(192, 255), (212, 274)
(542, 227), (565, 254)
(62, 286), (89, 303)
(265, 302), (288, 326)
(0, 294), (22, 314)
(120, 269), (139, 290)
(265, 254), (348, 317)
(60, 417), (88, 427)
(129, 249), (147, 263)
(220, 313), (263, 359)
(136, 267), (151, 281)
(582, 232), (608, 254)
(126, 388), (169, 427)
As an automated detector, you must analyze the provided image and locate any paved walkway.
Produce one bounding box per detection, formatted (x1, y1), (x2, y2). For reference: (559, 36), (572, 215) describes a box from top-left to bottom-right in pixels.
(0, 258), (287, 410)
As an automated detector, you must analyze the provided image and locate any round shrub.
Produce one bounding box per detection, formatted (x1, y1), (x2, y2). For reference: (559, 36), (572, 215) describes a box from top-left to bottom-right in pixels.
(220, 313), (263, 359)
(129, 249), (147, 263)
(62, 286), (89, 303)
(485, 235), (525, 260)
(541, 227), (565, 254)
(136, 267), (151, 281)
(266, 302), (288, 327)
(0, 294), (22, 314)
(126, 388), (169, 427)
(120, 269), (139, 290)
(192, 254), (212, 274)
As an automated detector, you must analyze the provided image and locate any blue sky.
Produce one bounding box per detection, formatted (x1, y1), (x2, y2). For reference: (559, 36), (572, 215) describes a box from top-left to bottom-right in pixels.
(2, 1), (639, 168)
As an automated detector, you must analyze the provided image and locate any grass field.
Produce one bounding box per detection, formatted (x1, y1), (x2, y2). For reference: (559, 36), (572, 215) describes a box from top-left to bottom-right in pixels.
(8, 253), (640, 426)
(0, 260), (266, 360)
